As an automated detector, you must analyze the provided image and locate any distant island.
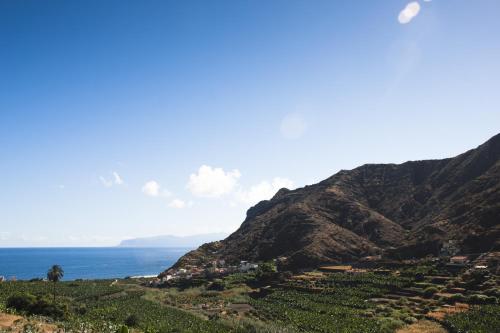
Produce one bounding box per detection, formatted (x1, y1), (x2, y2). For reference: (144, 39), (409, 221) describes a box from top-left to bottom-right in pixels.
(118, 233), (228, 248)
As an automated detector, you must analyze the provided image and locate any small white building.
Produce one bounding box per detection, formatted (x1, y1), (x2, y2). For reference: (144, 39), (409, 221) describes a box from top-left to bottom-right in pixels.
(0, 276), (5, 282)
(161, 275), (174, 282)
(240, 261), (258, 273)
(474, 265), (488, 270)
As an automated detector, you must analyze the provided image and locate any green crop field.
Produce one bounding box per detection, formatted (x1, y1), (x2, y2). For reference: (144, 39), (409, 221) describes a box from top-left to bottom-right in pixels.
(248, 273), (415, 333)
(0, 280), (234, 333)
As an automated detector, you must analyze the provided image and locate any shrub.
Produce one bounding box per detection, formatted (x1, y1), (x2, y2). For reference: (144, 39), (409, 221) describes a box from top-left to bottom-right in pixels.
(124, 314), (139, 327)
(6, 293), (36, 312)
(468, 294), (497, 305)
(484, 288), (500, 297)
(423, 286), (438, 298)
(117, 326), (129, 333)
(6, 293), (66, 319)
(448, 293), (466, 303)
(30, 297), (66, 318)
(143, 327), (158, 333)
(74, 304), (87, 315)
(404, 316), (418, 324)
(378, 317), (404, 333)
(397, 297), (409, 305)
(207, 279), (225, 291)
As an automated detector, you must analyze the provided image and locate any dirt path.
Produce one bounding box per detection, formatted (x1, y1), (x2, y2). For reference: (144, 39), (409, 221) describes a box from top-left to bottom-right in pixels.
(396, 320), (448, 333)
(0, 312), (59, 332)
(0, 313), (22, 328)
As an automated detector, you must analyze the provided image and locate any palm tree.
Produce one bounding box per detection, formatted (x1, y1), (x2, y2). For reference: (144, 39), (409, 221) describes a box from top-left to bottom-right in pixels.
(47, 265), (64, 303)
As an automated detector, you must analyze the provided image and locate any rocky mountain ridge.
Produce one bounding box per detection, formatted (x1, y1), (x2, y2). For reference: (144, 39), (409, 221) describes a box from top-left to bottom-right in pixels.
(170, 133), (500, 270)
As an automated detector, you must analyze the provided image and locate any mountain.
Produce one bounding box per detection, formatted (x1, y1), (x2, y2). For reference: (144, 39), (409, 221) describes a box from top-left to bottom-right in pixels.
(170, 133), (500, 270)
(118, 233), (227, 248)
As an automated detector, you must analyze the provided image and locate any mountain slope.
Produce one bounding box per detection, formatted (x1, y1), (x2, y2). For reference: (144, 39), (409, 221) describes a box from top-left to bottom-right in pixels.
(172, 133), (500, 269)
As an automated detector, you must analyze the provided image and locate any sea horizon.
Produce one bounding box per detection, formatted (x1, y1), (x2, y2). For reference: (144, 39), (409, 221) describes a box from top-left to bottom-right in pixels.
(0, 247), (191, 281)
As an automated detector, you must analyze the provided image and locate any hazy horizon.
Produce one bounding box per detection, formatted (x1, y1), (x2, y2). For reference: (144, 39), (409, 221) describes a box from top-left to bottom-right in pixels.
(1, 0), (500, 247)
(0, 231), (228, 248)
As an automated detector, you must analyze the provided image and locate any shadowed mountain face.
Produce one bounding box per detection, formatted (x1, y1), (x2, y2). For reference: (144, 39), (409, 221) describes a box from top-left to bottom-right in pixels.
(172, 133), (500, 270)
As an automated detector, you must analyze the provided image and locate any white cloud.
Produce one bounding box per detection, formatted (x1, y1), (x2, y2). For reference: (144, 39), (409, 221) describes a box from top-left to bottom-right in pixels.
(113, 172), (123, 185)
(100, 171), (124, 187)
(100, 176), (114, 187)
(142, 180), (161, 197)
(236, 177), (294, 205)
(168, 199), (187, 209)
(280, 113), (307, 140)
(187, 165), (241, 198)
(398, 2), (421, 24)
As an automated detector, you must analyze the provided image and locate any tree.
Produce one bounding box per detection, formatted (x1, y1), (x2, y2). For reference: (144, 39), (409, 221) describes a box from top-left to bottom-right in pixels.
(255, 262), (277, 283)
(47, 265), (64, 303)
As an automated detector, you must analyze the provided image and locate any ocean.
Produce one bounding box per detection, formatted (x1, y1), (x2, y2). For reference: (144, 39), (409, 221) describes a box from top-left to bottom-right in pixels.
(0, 247), (190, 281)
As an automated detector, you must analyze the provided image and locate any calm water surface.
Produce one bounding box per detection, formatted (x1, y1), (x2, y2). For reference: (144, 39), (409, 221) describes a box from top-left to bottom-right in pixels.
(0, 247), (190, 280)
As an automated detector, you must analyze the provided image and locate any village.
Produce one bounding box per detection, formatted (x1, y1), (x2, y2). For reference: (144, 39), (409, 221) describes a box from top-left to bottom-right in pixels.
(149, 259), (260, 287)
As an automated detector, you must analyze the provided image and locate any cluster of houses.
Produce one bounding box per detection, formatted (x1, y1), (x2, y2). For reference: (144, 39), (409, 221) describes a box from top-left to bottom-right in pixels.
(150, 260), (259, 287)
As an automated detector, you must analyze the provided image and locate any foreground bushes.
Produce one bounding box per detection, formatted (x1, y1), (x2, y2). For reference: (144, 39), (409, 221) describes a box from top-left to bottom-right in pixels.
(6, 292), (67, 319)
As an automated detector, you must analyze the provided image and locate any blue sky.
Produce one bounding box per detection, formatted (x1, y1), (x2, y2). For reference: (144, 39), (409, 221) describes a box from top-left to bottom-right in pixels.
(1, 0), (499, 246)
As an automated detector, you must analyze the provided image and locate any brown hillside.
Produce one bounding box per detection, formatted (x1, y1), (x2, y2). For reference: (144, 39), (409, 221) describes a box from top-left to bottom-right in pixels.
(170, 133), (500, 270)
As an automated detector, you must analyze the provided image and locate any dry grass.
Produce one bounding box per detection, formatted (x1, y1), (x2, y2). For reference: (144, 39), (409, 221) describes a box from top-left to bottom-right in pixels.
(396, 320), (448, 333)
(0, 313), (22, 328)
(426, 303), (469, 321)
(319, 265), (352, 271)
(0, 312), (59, 333)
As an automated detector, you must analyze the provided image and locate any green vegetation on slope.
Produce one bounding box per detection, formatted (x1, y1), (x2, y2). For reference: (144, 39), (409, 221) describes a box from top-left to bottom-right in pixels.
(444, 305), (500, 333)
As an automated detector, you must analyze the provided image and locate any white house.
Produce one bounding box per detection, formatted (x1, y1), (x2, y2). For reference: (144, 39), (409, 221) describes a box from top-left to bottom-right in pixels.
(240, 261), (258, 272)
(161, 275), (174, 282)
